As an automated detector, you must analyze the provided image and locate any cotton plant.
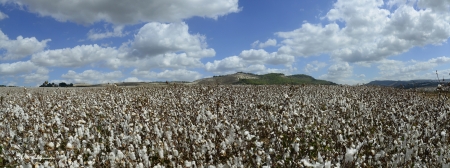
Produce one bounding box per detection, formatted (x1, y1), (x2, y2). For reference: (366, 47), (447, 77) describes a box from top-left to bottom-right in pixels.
(1, 85), (450, 167)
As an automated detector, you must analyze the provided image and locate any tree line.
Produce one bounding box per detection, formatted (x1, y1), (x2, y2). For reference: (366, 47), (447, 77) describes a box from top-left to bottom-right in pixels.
(39, 81), (74, 87)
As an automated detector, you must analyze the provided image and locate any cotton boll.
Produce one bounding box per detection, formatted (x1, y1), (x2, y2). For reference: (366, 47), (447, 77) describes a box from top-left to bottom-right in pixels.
(293, 143), (299, 153)
(255, 141), (263, 148)
(116, 150), (125, 161)
(46, 142), (55, 151)
(324, 161), (331, 168)
(87, 161), (94, 167)
(185, 160), (192, 167)
(268, 149), (274, 155)
(108, 152), (116, 165)
(158, 148), (164, 159)
(173, 149), (179, 157)
(66, 142), (74, 150)
(17, 123), (24, 132)
(345, 147), (358, 163)
(317, 152), (323, 163)
(256, 155), (262, 166)
(300, 159), (323, 167)
(128, 151), (136, 161)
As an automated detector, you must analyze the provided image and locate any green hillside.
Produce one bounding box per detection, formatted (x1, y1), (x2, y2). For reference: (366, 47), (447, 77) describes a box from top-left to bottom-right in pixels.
(236, 73), (336, 85)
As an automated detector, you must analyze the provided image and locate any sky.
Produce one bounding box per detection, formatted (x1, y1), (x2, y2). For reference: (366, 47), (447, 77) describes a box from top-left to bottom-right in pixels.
(0, 0), (450, 86)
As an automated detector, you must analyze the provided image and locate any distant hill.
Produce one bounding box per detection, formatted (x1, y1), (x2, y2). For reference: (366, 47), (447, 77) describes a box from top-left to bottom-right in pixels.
(195, 72), (337, 85)
(64, 72), (336, 87)
(366, 79), (444, 89)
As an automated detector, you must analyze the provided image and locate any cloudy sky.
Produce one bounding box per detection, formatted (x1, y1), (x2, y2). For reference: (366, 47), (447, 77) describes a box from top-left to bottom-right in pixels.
(0, 0), (450, 86)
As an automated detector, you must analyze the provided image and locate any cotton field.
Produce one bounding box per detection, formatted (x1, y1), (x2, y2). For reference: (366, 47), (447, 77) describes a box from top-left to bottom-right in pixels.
(0, 85), (449, 167)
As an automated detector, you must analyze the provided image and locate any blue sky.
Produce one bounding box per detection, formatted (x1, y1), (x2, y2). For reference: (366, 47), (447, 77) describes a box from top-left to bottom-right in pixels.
(0, 0), (450, 86)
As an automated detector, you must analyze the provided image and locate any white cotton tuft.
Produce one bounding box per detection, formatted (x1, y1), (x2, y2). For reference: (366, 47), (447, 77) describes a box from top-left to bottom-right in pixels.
(345, 148), (358, 163)
(300, 159), (323, 167)
(318, 152), (323, 163)
(185, 160), (192, 167)
(324, 161), (331, 168)
(293, 143), (299, 153)
(158, 148), (164, 159)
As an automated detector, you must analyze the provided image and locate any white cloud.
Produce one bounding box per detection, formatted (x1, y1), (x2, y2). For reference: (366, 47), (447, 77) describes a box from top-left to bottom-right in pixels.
(131, 22), (215, 58)
(30, 22), (213, 71)
(251, 39), (277, 48)
(275, 0), (450, 63)
(239, 49), (294, 65)
(376, 56), (450, 80)
(205, 50), (295, 75)
(61, 70), (123, 84)
(131, 69), (202, 82)
(205, 48), (295, 75)
(319, 62), (353, 84)
(424, 69), (450, 81)
(3, 0), (241, 25)
(0, 11), (8, 20)
(277, 23), (346, 57)
(22, 72), (48, 85)
(0, 61), (38, 76)
(88, 25), (128, 40)
(0, 61), (48, 86)
(31, 44), (125, 68)
(124, 77), (142, 82)
(124, 53), (204, 71)
(0, 30), (50, 60)
(205, 56), (245, 74)
(417, 0), (450, 13)
(304, 61), (327, 73)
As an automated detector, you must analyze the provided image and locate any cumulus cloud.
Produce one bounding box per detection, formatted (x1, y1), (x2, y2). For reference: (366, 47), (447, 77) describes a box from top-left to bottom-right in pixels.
(61, 70), (123, 84)
(131, 69), (202, 82)
(124, 53), (204, 71)
(2, 0), (241, 25)
(0, 11), (8, 20)
(22, 72), (48, 85)
(275, 0), (450, 63)
(31, 44), (125, 68)
(417, 0), (450, 13)
(131, 22), (215, 58)
(0, 61), (48, 86)
(276, 23), (345, 57)
(376, 56), (450, 80)
(0, 30), (50, 60)
(124, 77), (142, 82)
(88, 25), (128, 40)
(304, 61), (327, 73)
(251, 39), (277, 48)
(205, 56), (245, 74)
(239, 49), (294, 65)
(205, 49), (295, 75)
(319, 62), (353, 84)
(30, 22), (212, 71)
(0, 61), (38, 76)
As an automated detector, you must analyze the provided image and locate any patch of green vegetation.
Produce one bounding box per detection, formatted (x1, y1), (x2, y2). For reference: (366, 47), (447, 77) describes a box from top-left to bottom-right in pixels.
(237, 73), (336, 85)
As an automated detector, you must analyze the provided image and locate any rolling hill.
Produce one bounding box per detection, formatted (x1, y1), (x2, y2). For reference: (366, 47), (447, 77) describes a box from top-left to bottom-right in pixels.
(194, 72), (337, 85)
(365, 79), (444, 89)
